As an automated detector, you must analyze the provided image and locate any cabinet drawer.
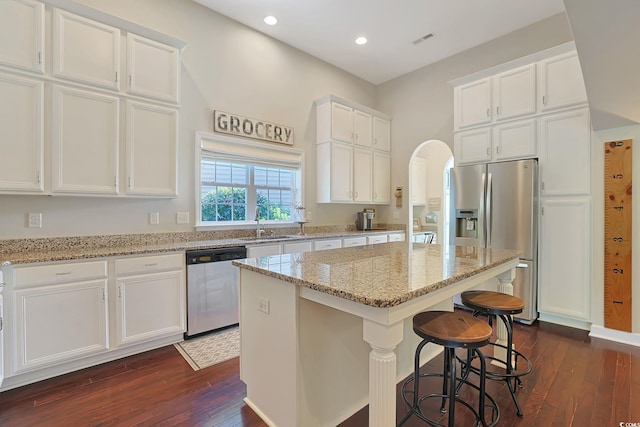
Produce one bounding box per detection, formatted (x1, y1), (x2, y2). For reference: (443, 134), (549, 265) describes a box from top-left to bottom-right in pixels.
(115, 253), (183, 276)
(342, 237), (367, 248)
(387, 233), (405, 242)
(313, 239), (342, 251)
(367, 235), (388, 245)
(14, 260), (107, 288)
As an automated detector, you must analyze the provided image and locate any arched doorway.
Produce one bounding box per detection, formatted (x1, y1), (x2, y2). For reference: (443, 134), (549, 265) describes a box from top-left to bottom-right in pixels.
(408, 140), (453, 244)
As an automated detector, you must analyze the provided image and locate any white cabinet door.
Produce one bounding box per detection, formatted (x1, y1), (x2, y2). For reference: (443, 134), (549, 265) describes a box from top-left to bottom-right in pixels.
(353, 148), (373, 203)
(342, 236), (367, 247)
(493, 64), (536, 122)
(0, 73), (43, 193)
(313, 239), (342, 251)
(330, 102), (353, 144)
(372, 152), (390, 204)
(387, 233), (405, 242)
(454, 127), (492, 165)
(539, 197), (591, 321)
(353, 109), (372, 147)
(367, 235), (388, 245)
(52, 86), (119, 195)
(373, 117), (391, 152)
(125, 101), (177, 197)
(283, 241), (313, 254)
(14, 280), (108, 372)
(454, 77), (491, 129)
(115, 270), (185, 347)
(126, 34), (180, 103)
(317, 142), (353, 203)
(411, 157), (426, 205)
(539, 108), (591, 196)
(247, 244), (281, 258)
(492, 118), (537, 161)
(0, 0), (44, 73)
(538, 51), (587, 112)
(53, 9), (120, 90)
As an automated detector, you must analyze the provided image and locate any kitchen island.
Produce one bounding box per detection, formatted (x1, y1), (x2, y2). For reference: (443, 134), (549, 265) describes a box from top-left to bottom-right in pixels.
(233, 242), (520, 427)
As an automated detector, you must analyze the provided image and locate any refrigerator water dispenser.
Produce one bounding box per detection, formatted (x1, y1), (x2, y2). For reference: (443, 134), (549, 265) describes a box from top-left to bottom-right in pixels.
(455, 209), (478, 238)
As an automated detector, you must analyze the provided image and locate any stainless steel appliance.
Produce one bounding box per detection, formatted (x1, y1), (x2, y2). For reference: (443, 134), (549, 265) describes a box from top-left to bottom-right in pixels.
(449, 159), (538, 324)
(185, 246), (247, 337)
(356, 209), (375, 230)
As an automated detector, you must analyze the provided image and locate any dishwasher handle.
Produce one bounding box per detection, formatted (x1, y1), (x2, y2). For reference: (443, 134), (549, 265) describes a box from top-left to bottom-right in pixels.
(186, 247), (247, 265)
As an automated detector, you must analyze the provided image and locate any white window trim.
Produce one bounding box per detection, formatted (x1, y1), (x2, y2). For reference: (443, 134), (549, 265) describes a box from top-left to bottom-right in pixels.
(195, 131), (305, 229)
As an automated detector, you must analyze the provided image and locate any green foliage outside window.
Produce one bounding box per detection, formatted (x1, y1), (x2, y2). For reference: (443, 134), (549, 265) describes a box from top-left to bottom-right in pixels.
(201, 187), (291, 222)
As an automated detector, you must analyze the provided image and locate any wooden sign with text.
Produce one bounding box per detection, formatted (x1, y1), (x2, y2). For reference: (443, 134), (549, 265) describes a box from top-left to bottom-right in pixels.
(214, 110), (293, 145)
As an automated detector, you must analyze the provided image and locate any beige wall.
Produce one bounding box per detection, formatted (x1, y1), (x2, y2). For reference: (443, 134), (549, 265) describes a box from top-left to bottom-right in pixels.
(0, 4), (573, 239)
(375, 13), (574, 227)
(0, 0), (379, 238)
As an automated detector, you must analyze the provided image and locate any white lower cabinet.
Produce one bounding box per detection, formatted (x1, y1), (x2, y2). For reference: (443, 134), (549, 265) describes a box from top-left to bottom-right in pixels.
(367, 235), (388, 245)
(114, 264), (185, 347)
(342, 236), (367, 248)
(538, 197), (591, 322)
(247, 244), (281, 258)
(282, 241), (313, 254)
(387, 233), (405, 242)
(14, 278), (108, 373)
(6, 253), (185, 387)
(313, 239), (342, 251)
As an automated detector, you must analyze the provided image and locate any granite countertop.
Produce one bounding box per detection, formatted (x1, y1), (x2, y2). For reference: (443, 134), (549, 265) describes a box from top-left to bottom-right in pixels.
(0, 229), (403, 265)
(233, 243), (521, 308)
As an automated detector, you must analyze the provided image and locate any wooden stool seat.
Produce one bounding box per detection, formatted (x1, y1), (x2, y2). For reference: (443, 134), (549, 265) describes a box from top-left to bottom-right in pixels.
(458, 290), (531, 417)
(413, 310), (492, 348)
(399, 311), (499, 427)
(461, 290), (524, 315)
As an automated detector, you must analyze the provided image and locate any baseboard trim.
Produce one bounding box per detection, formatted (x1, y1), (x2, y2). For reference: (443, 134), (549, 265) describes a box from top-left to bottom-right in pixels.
(538, 312), (591, 331)
(589, 324), (640, 347)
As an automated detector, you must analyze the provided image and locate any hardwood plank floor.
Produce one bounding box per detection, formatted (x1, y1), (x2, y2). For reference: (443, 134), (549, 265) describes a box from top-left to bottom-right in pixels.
(1, 320), (639, 426)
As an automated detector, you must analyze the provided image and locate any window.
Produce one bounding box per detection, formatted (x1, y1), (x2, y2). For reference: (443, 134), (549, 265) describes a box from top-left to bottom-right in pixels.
(197, 133), (304, 226)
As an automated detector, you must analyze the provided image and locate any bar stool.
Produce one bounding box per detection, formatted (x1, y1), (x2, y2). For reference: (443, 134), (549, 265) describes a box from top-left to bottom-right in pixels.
(398, 311), (500, 427)
(459, 290), (533, 417)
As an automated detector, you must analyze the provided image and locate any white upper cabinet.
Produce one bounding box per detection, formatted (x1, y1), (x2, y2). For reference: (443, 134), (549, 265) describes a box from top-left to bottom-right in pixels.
(51, 85), (119, 195)
(372, 152), (390, 204)
(491, 118), (537, 162)
(538, 51), (587, 112)
(125, 101), (178, 197)
(0, 73), (43, 193)
(353, 109), (373, 147)
(373, 116), (391, 151)
(492, 64), (537, 121)
(315, 95), (392, 204)
(539, 107), (591, 196)
(0, 0), (44, 73)
(454, 127), (492, 165)
(454, 77), (492, 129)
(53, 9), (120, 90)
(126, 34), (180, 103)
(455, 64), (536, 130)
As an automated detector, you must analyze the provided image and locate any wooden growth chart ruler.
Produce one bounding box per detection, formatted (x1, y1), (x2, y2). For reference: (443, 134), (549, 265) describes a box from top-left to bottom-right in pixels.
(603, 139), (632, 332)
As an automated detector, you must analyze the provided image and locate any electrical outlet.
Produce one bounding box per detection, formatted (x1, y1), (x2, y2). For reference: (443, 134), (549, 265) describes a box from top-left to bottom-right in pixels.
(393, 211), (400, 219)
(176, 212), (189, 224)
(257, 297), (270, 314)
(28, 213), (42, 228)
(149, 212), (159, 225)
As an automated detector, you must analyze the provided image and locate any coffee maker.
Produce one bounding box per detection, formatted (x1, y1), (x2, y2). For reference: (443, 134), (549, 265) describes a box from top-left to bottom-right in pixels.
(356, 209), (375, 230)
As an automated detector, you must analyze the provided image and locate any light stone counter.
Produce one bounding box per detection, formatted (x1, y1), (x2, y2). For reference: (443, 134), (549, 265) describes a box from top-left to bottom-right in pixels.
(233, 242), (521, 427)
(0, 227), (402, 265)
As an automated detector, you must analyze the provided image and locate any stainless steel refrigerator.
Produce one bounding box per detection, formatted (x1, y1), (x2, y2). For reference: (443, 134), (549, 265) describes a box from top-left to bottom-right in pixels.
(449, 159), (538, 324)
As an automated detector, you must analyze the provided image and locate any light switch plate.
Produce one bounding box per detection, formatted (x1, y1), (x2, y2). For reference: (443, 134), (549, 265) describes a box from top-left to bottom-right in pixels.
(176, 212), (189, 224)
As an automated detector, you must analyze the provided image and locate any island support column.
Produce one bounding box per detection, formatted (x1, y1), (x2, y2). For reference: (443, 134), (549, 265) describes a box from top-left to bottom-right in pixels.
(363, 319), (404, 427)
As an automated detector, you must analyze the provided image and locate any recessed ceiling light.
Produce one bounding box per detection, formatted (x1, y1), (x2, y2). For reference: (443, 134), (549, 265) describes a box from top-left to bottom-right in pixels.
(355, 36), (368, 45)
(264, 15), (278, 25)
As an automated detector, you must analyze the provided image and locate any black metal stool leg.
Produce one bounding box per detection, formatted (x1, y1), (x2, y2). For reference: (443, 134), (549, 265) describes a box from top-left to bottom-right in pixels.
(499, 313), (524, 417)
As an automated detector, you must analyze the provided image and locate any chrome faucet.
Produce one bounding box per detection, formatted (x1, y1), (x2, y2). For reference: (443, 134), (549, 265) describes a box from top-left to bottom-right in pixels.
(254, 207), (265, 238)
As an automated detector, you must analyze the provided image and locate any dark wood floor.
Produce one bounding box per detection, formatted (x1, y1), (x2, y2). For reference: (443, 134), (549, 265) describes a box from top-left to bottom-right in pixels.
(1, 319), (639, 426)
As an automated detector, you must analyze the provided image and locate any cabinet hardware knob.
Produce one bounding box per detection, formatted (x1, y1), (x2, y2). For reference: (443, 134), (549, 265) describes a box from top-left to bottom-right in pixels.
(542, 95), (546, 105)
(486, 108), (490, 117)
(144, 263), (157, 267)
(55, 271), (72, 276)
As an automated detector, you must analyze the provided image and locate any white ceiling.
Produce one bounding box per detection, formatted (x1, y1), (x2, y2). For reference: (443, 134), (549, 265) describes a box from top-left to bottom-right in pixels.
(194, 0), (566, 85)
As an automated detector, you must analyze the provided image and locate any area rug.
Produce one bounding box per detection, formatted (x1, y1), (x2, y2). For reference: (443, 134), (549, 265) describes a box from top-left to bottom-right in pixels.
(174, 326), (239, 371)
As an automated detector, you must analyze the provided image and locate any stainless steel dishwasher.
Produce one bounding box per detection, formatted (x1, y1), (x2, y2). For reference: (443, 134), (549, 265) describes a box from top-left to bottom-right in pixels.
(185, 246), (247, 338)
